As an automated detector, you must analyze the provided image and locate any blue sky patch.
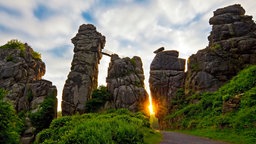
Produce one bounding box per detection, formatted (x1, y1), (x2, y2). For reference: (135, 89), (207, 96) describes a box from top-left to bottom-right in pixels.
(48, 45), (70, 58)
(33, 4), (53, 20)
(0, 5), (21, 17)
(0, 24), (12, 33)
(119, 38), (136, 47)
(98, 0), (117, 7)
(133, 0), (149, 5)
(82, 11), (95, 23)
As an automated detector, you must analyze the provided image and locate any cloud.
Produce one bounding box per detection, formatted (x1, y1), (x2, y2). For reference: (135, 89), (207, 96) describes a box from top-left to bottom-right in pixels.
(1, 0), (256, 111)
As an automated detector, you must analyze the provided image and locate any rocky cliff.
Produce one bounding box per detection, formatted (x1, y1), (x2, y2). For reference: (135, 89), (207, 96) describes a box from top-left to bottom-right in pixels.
(62, 24), (106, 116)
(185, 4), (256, 94)
(107, 54), (148, 112)
(0, 40), (57, 144)
(149, 50), (186, 126)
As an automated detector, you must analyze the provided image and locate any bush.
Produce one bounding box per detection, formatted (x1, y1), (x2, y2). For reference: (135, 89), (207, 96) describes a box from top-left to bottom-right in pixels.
(29, 92), (56, 133)
(0, 39), (25, 51)
(0, 89), (23, 144)
(0, 39), (41, 60)
(35, 109), (151, 144)
(85, 85), (111, 112)
(32, 51), (41, 60)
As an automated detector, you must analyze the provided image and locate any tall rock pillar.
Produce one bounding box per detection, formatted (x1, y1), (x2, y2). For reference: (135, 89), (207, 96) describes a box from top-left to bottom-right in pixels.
(62, 24), (105, 116)
(106, 54), (148, 112)
(149, 50), (186, 128)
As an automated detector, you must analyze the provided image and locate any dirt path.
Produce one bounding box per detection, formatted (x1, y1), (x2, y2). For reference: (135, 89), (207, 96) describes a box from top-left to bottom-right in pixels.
(160, 131), (229, 144)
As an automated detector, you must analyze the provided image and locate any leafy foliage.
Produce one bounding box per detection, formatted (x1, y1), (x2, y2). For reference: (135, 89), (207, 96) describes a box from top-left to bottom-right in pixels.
(29, 92), (57, 133)
(0, 89), (23, 144)
(0, 39), (41, 60)
(32, 51), (41, 60)
(35, 109), (157, 144)
(166, 65), (256, 143)
(85, 85), (112, 112)
(0, 39), (25, 51)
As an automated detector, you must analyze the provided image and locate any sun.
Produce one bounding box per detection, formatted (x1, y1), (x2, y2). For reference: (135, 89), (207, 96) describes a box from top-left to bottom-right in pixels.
(148, 94), (155, 115)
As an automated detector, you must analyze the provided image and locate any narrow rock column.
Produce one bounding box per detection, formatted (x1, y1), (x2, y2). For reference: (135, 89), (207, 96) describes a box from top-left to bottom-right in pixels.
(62, 24), (105, 116)
(149, 50), (186, 128)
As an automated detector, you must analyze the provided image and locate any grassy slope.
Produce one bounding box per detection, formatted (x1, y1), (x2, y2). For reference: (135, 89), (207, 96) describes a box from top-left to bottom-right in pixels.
(166, 65), (256, 144)
(35, 109), (161, 144)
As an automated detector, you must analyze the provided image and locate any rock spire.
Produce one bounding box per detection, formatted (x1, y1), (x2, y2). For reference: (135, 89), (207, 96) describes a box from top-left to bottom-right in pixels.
(149, 50), (186, 127)
(62, 24), (106, 116)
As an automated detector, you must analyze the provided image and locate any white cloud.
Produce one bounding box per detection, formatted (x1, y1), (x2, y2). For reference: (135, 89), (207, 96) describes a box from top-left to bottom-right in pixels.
(1, 0), (256, 111)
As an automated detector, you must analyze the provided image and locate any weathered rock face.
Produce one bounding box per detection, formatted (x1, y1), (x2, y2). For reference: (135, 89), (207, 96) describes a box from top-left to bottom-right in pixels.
(185, 4), (256, 94)
(149, 50), (186, 126)
(107, 54), (148, 112)
(0, 42), (57, 144)
(62, 24), (105, 116)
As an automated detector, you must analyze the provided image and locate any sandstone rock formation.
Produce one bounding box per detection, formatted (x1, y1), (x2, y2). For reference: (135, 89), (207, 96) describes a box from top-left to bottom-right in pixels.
(149, 50), (186, 126)
(62, 24), (105, 116)
(107, 54), (148, 112)
(0, 40), (57, 144)
(185, 4), (256, 94)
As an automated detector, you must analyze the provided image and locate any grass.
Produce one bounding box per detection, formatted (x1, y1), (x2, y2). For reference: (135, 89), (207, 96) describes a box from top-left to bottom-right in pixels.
(143, 115), (161, 144)
(35, 109), (161, 144)
(165, 65), (256, 143)
(144, 130), (162, 144)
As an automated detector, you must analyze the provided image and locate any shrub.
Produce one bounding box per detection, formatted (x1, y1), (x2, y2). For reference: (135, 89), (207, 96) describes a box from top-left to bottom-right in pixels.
(0, 39), (25, 51)
(29, 92), (57, 133)
(210, 43), (221, 51)
(0, 39), (42, 60)
(35, 109), (151, 144)
(85, 85), (111, 112)
(32, 51), (41, 60)
(6, 55), (13, 62)
(0, 89), (23, 144)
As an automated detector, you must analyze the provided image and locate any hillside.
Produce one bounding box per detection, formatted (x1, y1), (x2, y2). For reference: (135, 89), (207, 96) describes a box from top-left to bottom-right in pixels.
(166, 65), (256, 143)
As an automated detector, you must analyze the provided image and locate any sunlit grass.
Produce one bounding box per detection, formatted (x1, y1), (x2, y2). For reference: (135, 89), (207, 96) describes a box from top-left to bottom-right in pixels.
(144, 129), (162, 144)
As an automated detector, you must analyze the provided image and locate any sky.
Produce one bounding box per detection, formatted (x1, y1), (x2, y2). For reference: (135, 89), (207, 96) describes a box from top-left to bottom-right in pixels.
(0, 0), (255, 111)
